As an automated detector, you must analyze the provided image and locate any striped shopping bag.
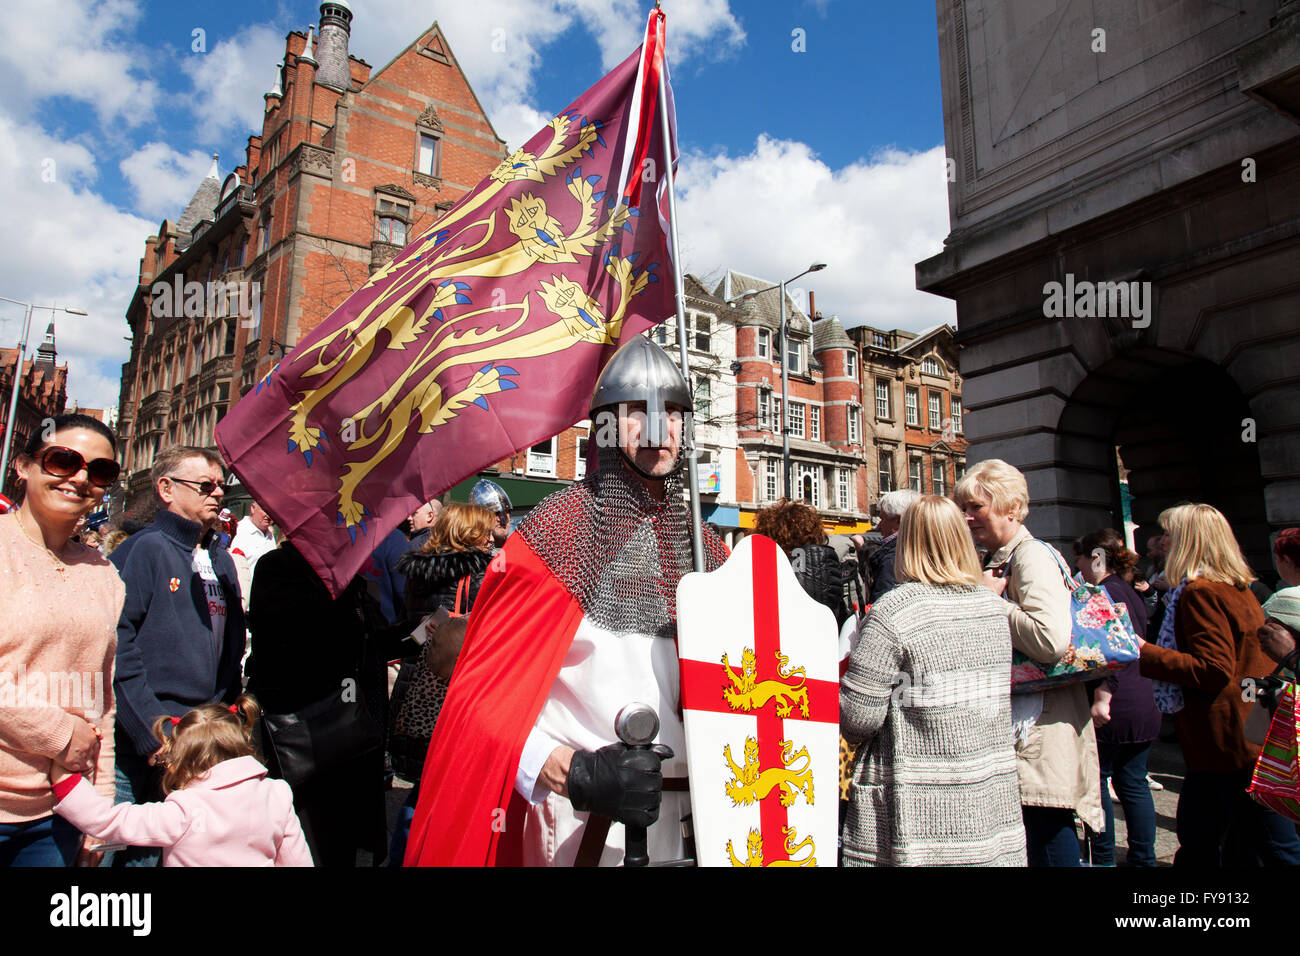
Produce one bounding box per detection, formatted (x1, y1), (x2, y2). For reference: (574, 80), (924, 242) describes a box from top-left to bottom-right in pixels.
(1248, 681), (1300, 823)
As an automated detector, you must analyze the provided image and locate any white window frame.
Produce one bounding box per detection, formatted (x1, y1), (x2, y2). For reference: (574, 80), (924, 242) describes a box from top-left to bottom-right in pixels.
(951, 397), (963, 434)
(845, 349), (857, 381)
(875, 380), (890, 420)
(575, 435), (589, 480)
(809, 404), (820, 441)
(789, 401), (804, 439)
(418, 132), (440, 176)
(696, 375), (712, 420)
(878, 450), (894, 493)
(932, 456), (946, 496)
(905, 387), (919, 426)
(786, 340), (803, 375)
(799, 465), (821, 508)
(765, 458), (779, 501)
(758, 388), (771, 430)
(686, 310), (711, 353)
(909, 456), (923, 493)
(526, 436), (556, 477)
(847, 404), (860, 445)
(757, 327), (771, 360)
(929, 391), (942, 431)
(837, 468), (850, 511)
(922, 356), (941, 376)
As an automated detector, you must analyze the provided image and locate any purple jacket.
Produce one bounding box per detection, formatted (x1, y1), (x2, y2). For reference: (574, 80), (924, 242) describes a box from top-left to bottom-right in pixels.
(1099, 575), (1161, 745)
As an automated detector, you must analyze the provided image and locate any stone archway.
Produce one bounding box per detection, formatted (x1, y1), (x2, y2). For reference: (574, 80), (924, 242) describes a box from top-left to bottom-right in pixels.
(1055, 349), (1270, 575)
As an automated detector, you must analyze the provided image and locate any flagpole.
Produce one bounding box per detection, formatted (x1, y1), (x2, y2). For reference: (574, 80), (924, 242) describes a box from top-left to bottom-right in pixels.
(655, 47), (706, 573)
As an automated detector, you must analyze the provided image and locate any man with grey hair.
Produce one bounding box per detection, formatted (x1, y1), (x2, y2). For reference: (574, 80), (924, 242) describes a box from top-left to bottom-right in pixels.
(107, 445), (245, 865)
(868, 489), (922, 603)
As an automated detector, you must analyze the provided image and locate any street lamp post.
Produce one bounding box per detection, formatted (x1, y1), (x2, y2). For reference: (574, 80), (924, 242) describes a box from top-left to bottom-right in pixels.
(0, 298), (87, 492)
(726, 263), (826, 499)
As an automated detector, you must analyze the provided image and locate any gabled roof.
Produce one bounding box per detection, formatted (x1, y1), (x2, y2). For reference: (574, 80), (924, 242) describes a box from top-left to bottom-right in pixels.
(894, 323), (952, 356)
(713, 270), (811, 334)
(363, 21), (506, 148)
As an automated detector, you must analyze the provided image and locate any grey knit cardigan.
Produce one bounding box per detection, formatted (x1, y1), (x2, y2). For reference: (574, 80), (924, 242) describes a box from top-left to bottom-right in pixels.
(841, 582), (1027, 866)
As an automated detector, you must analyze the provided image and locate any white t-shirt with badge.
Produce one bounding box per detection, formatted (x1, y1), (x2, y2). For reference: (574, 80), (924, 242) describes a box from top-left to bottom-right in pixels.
(192, 546), (228, 653)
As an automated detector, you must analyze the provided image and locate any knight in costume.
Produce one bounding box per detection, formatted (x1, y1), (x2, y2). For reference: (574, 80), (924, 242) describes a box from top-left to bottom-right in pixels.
(404, 338), (727, 866)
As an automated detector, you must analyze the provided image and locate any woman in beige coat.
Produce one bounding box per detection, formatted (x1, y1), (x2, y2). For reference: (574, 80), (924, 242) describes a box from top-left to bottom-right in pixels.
(955, 460), (1102, 866)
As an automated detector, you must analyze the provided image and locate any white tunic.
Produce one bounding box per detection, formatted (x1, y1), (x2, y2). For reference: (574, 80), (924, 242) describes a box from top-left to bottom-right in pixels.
(514, 616), (690, 866)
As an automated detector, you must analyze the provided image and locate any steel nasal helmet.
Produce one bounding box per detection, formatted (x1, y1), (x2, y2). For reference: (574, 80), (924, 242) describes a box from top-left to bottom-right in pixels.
(589, 337), (692, 445)
(470, 478), (512, 517)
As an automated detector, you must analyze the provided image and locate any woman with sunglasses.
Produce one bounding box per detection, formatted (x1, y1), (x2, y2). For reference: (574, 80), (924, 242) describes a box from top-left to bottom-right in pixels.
(0, 413), (124, 866)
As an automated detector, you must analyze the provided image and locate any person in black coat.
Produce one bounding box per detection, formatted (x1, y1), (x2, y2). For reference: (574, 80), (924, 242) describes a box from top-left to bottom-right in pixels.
(245, 540), (410, 867)
(387, 503), (495, 865)
(755, 498), (848, 629)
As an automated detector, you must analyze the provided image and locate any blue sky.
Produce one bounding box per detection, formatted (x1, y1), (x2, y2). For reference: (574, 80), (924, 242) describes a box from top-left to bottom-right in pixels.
(0, 0), (954, 409)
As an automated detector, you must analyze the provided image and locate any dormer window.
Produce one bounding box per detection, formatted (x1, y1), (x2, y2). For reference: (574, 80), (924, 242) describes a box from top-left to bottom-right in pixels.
(786, 340), (804, 375)
(922, 356), (942, 376)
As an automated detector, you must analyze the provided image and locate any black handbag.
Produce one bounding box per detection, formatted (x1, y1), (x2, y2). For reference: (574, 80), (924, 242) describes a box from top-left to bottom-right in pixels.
(260, 687), (384, 791)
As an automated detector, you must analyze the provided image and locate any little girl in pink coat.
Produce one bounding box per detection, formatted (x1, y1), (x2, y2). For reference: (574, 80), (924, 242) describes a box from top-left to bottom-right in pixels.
(52, 696), (312, 867)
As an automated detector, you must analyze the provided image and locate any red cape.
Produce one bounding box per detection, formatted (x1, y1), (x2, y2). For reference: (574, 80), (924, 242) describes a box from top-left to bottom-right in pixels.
(404, 533), (584, 866)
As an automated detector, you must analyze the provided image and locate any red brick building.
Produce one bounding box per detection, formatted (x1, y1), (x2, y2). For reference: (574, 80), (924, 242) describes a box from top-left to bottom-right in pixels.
(0, 322), (67, 499)
(117, 3), (506, 513)
(724, 271), (871, 535)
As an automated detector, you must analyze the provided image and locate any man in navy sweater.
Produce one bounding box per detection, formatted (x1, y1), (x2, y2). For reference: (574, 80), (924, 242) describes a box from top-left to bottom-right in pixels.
(107, 445), (245, 865)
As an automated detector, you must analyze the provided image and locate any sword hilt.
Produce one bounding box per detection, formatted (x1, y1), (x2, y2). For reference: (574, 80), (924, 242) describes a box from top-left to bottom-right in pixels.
(615, 702), (659, 868)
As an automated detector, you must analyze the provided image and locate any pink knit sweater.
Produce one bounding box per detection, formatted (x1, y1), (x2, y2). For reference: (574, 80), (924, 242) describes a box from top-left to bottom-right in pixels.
(0, 514), (122, 822)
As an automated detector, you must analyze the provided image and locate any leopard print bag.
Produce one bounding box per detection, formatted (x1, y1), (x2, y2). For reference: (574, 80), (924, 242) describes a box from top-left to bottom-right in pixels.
(388, 576), (468, 783)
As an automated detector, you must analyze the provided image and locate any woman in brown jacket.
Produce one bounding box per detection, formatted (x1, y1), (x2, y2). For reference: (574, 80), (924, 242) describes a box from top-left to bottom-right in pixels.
(1139, 503), (1300, 867)
(957, 460), (1102, 867)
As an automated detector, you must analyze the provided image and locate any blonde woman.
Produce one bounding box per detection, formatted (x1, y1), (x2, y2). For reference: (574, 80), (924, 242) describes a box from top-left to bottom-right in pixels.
(1138, 503), (1300, 866)
(841, 496), (1025, 866)
(955, 459), (1101, 867)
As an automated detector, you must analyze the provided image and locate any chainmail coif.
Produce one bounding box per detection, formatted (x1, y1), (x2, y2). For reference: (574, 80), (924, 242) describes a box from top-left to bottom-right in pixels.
(517, 445), (728, 639)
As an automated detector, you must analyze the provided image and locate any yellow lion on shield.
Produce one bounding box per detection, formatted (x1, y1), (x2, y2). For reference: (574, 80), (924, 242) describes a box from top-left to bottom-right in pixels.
(725, 826), (817, 867)
(720, 647), (810, 718)
(723, 737), (815, 808)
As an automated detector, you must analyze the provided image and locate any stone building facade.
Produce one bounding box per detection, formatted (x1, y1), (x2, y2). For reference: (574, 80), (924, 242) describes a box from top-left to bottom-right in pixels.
(849, 323), (969, 512)
(916, 0), (1300, 581)
(116, 3), (505, 513)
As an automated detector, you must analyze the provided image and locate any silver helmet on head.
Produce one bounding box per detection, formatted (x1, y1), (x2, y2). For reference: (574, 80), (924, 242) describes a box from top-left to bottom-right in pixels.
(470, 478), (513, 517)
(590, 336), (692, 446)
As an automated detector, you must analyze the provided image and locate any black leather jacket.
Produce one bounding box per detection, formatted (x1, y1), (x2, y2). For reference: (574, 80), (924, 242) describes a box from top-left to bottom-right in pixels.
(791, 543), (848, 628)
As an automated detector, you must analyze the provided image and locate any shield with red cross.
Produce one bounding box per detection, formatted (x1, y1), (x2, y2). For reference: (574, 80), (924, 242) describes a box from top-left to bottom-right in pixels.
(676, 533), (840, 867)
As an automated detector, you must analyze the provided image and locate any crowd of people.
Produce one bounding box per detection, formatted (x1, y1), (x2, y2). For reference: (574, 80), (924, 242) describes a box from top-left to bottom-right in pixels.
(3, 340), (1300, 868)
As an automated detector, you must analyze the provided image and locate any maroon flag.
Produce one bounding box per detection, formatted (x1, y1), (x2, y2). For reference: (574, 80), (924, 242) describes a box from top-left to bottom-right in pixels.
(217, 10), (676, 596)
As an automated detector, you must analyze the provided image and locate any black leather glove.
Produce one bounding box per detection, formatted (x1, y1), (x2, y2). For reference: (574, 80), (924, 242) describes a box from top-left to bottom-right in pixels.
(566, 742), (674, 828)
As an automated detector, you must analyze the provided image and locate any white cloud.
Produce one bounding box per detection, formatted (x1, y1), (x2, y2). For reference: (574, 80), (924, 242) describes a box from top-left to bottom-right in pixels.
(348, 0), (744, 150)
(0, 0), (159, 126)
(0, 115), (153, 409)
(120, 143), (218, 222)
(181, 23), (291, 141)
(676, 136), (956, 331)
